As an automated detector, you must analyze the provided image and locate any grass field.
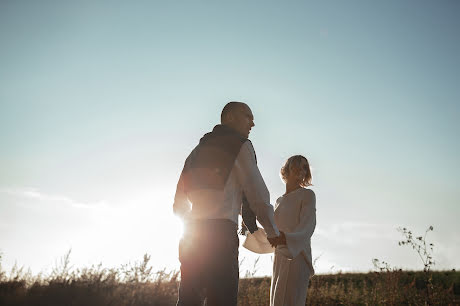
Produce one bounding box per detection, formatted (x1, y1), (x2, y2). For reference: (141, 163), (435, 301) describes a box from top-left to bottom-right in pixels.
(2, 226), (458, 305)
(1, 254), (459, 305)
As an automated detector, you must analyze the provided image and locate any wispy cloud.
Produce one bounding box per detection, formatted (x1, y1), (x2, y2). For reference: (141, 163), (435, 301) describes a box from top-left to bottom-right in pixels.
(0, 187), (108, 210)
(315, 221), (400, 244)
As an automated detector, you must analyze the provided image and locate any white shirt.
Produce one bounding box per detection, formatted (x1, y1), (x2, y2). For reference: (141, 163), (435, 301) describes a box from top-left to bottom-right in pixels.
(173, 141), (280, 238)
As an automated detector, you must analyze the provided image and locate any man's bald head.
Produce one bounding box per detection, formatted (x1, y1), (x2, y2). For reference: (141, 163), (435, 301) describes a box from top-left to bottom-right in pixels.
(220, 101), (254, 138)
(221, 102), (247, 124)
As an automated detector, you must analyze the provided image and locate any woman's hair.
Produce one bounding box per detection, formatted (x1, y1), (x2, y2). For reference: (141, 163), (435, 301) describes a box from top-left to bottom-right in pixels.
(280, 155), (312, 187)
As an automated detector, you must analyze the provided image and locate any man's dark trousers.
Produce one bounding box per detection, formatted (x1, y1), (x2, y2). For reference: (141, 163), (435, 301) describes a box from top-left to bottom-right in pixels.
(176, 219), (239, 306)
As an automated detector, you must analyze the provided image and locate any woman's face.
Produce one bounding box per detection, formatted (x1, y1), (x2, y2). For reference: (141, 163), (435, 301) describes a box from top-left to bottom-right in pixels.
(287, 158), (308, 184)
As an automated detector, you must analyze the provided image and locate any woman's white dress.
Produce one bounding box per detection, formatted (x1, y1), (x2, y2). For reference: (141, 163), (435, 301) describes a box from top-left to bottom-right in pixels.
(270, 188), (316, 306)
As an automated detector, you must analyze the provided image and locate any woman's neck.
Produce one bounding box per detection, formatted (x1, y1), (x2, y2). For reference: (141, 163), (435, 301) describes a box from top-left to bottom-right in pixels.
(285, 181), (301, 195)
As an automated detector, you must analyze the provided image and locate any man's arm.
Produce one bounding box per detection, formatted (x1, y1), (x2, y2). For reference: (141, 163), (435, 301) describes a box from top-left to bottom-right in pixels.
(173, 169), (191, 219)
(234, 141), (280, 238)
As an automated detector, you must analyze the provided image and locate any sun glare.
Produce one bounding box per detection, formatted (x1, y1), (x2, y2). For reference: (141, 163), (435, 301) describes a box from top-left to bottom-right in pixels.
(172, 215), (185, 239)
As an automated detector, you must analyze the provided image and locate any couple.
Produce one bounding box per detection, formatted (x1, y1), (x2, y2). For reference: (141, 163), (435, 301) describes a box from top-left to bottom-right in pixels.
(173, 102), (316, 306)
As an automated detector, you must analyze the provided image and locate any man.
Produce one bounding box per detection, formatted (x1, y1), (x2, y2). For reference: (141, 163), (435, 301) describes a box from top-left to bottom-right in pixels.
(173, 102), (281, 306)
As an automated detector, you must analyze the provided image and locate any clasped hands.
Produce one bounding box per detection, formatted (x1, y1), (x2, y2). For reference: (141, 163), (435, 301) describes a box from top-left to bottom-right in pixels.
(267, 231), (286, 248)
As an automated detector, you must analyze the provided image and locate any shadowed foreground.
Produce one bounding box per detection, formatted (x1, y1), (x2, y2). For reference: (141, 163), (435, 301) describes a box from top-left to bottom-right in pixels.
(1, 269), (459, 305)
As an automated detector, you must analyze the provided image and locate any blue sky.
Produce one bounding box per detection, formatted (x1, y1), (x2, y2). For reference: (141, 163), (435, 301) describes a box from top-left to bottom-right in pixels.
(1, 0), (459, 276)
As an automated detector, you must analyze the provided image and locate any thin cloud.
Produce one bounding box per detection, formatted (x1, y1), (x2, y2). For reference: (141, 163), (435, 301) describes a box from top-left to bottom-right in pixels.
(315, 221), (400, 242)
(0, 187), (108, 210)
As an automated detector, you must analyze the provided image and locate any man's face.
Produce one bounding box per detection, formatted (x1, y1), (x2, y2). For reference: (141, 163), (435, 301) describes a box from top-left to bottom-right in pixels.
(229, 104), (255, 138)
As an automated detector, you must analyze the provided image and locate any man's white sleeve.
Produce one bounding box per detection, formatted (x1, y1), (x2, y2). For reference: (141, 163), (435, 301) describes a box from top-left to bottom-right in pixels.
(234, 141), (280, 238)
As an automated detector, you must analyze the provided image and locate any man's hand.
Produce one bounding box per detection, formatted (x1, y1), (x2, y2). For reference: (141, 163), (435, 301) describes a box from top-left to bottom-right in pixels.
(267, 231), (286, 248)
(267, 236), (278, 248)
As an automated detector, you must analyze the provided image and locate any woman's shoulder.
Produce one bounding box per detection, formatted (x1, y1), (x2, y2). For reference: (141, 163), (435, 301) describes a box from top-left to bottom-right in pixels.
(299, 188), (316, 203)
(299, 187), (315, 195)
(274, 196), (283, 208)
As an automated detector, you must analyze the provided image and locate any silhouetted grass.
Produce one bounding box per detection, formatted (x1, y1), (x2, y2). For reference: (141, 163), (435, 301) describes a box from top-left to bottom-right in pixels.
(0, 252), (179, 306)
(1, 251), (459, 305)
(306, 270), (460, 305)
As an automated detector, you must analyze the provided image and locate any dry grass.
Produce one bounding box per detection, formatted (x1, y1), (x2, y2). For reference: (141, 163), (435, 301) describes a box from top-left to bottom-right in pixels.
(305, 270), (460, 305)
(0, 251), (179, 306)
(1, 250), (459, 305)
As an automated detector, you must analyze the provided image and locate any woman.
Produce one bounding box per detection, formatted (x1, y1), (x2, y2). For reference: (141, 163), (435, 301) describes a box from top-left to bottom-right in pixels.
(270, 155), (316, 306)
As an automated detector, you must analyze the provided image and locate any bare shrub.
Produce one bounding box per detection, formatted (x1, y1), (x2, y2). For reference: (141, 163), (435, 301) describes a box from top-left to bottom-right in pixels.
(398, 225), (435, 272)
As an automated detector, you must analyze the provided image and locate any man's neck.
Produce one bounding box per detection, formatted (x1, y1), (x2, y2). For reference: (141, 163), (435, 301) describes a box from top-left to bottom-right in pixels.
(219, 124), (245, 138)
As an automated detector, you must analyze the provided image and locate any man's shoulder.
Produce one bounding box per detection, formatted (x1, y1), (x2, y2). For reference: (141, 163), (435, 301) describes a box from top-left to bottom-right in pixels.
(238, 140), (257, 160)
(242, 139), (254, 150)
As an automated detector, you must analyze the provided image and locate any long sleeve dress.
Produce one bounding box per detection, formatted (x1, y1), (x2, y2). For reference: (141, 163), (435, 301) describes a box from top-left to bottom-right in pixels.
(270, 187), (316, 306)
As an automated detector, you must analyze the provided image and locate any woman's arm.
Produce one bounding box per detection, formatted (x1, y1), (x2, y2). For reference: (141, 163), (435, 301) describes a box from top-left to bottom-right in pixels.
(279, 189), (316, 259)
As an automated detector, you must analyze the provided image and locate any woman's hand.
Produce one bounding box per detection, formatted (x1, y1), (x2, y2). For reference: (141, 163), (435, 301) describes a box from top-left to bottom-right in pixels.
(267, 231), (287, 247)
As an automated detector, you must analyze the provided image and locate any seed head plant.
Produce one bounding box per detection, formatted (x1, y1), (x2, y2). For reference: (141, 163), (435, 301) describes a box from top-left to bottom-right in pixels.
(398, 225), (435, 272)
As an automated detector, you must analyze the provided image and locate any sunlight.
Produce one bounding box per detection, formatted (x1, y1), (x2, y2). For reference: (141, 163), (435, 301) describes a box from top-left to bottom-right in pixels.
(170, 214), (185, 240)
